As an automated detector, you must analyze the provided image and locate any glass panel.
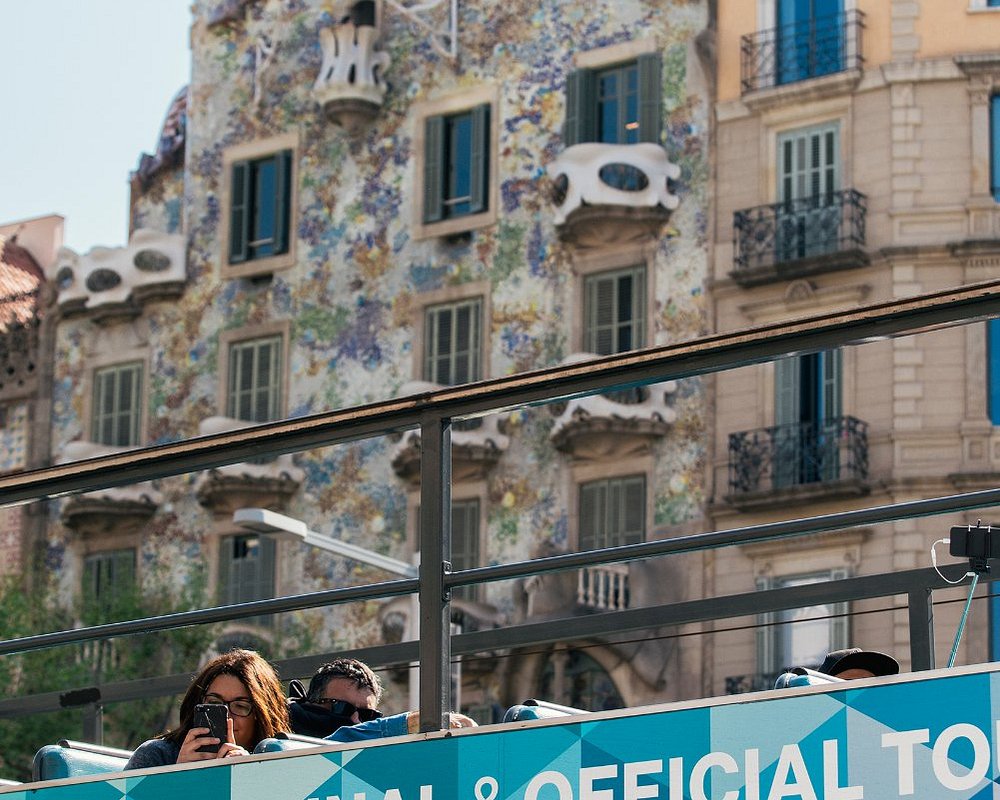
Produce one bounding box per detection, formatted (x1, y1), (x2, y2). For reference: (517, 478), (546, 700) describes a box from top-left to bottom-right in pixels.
(445, 112), (473, 217)
(251, 157), (277, 258)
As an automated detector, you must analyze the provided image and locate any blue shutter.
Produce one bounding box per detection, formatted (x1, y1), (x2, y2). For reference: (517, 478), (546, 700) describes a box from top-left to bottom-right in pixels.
(636, 54), (662, 144)
(564, 69), (596, 146)
(468, 105), (490, 214)
(423, 115), (445, 223)
(229, 160), (250, 263)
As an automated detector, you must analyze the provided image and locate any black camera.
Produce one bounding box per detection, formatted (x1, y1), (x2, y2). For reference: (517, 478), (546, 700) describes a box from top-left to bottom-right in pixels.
(950, 523), (999, 572)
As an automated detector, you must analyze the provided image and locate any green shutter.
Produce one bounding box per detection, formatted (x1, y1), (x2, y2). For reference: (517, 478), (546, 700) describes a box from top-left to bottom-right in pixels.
(229, 160), (251, 263)
(579, 482), (603, 551)
(468, 104), (490, 214)
(423, 115), (445, 223)
(564, 68), (596, 146)
(274, 150), (292, 255)
(821, 349), (842, 421)
(774, 357), (800, 428)
(636, 54), (663, 144)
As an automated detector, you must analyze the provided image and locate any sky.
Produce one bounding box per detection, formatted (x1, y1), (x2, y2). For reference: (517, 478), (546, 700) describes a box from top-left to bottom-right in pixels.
(0, 1), (193, 254)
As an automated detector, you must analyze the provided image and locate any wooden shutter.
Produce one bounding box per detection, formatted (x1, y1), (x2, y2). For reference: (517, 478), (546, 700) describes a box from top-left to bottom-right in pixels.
(820, 349), (842, 421)
(468, 105), (490, 214)
(229, 160), (251, 263)
(586, 275), (615, 355)
(564, 68), (596, 146)
(636, 54), (663, 144)
(778, 122), (840, 202)
(273, 150), (292, 255)
(579, 480), (604, 551)
(774, 356), (800, 427)
(423, 115), (445, 223)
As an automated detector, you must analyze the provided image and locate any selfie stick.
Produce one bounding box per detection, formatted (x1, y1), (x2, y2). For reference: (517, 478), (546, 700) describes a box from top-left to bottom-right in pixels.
(947, 521), (992, 668)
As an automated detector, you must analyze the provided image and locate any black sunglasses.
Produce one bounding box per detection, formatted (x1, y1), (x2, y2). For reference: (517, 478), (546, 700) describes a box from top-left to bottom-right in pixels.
(309, 697), (382, 722)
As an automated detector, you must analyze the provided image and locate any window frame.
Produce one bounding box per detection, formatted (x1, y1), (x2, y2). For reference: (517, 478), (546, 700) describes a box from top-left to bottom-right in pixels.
(412, 282), (490, 385)
(218, 322), (290, 424)
(414, 85), (499, 240)
(577, 473), (647, 552)
(90, 361), (144, 448)
(583, 264), (647, 356)
(217, 532), (277, 626)
(220, 132), (298, 279)
(82, 547), (137, 618)
(423, 297), (483, 386)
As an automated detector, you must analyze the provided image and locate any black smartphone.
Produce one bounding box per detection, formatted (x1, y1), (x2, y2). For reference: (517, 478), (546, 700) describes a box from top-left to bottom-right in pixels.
(193, 703), (229, 753)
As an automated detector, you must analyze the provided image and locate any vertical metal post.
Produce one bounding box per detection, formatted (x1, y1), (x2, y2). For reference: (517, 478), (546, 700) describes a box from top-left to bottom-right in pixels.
(83, 703), (103, 745)
(908, 588), (935, 672)
(417, 414), (451, 731)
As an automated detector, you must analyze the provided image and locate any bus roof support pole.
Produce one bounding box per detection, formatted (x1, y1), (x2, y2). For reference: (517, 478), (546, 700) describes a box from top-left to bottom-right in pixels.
(908, 588), (935, 672)
(418, 414), (451, 731)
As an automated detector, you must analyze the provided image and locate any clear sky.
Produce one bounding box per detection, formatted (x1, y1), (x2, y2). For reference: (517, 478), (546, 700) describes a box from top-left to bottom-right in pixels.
(0, 1), (192, 254)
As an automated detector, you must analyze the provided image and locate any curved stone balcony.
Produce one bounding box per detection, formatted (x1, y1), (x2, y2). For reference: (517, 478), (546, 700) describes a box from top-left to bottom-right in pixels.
(314, 2), (390, 133)
(549, 354), (677, 460)
(391, 381), (509, 484)
(194, 416), (305, 515)
(52, 229), (185, 321)
(548, 143), (680, 247)
(58, 441), (161, 535)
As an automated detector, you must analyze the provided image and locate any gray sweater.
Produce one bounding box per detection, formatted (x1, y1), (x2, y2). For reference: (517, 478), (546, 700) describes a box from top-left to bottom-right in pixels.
(124, 738), (181, 770)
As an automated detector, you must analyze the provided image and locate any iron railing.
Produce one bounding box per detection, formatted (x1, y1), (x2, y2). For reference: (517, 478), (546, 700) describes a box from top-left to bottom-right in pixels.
(741, 10), (865, 94)
(733, 189), (867, 276)
(728, 415), (868, 496)
(2, 282), (1000, 736)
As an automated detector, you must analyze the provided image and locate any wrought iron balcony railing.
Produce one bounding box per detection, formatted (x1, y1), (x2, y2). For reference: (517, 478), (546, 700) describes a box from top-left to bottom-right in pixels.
(733, 189), (867, 281)
(741, 10), (864, 94)
(728, 415), (868, 497)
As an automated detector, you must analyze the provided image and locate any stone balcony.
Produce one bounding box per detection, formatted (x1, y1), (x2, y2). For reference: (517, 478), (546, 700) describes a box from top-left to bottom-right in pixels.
(548, 143), (680, 247)
(549, 354), (677, 461)
(52, 229), (186, 322)
(391, 381), (510, 484)
(58, 441), (162, 536)
(194, 416), (305, 515)
(314, 1), (390, 133)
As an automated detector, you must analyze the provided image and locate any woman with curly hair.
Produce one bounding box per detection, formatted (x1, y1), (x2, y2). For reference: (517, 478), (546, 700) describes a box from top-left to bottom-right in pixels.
(125, 649), (290, 769)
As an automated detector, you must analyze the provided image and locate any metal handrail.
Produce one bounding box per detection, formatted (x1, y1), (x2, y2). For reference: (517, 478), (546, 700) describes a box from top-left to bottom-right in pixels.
(3, 280), (1000, 732)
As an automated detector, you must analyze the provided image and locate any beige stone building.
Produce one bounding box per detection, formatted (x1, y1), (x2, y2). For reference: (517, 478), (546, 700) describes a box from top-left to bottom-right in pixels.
(706, 0), (1000, 696)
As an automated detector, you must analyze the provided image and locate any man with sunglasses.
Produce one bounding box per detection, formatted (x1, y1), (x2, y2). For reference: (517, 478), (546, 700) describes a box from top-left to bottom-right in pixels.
(290, 658), (476, 741)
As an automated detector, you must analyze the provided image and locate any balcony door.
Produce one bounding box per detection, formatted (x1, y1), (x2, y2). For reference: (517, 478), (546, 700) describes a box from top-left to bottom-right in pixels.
(774, 350), (842, 487)
(777, 122), (840, 264)
(776, 0), (844, 85)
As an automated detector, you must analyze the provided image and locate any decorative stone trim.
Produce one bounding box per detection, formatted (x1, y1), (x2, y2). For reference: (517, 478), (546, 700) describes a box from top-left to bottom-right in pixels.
(52, 229), (185, 321)
(194, 417), (304, 514)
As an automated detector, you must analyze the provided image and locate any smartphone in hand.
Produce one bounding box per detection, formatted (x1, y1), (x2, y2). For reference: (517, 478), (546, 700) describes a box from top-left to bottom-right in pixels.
(193, 703), (230, 753)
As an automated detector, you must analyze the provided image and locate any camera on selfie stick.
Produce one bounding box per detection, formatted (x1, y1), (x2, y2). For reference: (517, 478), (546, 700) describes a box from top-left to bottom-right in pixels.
(948, 520), (999, 575)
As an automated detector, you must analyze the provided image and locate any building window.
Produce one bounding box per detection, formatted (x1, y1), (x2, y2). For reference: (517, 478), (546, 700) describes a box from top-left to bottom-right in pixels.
(424, 298), (482, 385)
(757, 570), (849, 679)
(776, 122), (841, 262)
(991, 96), (1000, 202)
(584, 266), (646, 355)
(564, 55), (661, 146)
(776, 0), (844, 86)
(228, 150), (292, 264)
(539, 649), (625, 712)
(988, 319), (1000, 424)
(227, 335), (283, 423)
(451, 499), (480, 601)
(92, 362), (143, 447)
(82, 549), (136, 617)
(578, 475), (645, 551)
(423, 105), (490, 224)
(219, 533), (276, 624)
(774, 349), (842, 487)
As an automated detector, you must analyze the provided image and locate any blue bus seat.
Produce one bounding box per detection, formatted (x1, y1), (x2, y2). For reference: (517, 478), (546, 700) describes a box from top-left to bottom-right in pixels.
(253, 732), (332, 754)
(503, 699), (588, 723)
(773, 668), (846, 690)
(32, 739), (132, 781)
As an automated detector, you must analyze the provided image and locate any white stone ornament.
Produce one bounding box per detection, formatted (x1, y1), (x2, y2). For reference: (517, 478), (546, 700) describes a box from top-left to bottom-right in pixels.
(315, 23), (391, 108)
(548, 143), (681, 225)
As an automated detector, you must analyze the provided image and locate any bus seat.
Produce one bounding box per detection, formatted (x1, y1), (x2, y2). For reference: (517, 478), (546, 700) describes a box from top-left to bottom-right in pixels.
(773, 668), (846, 690)
(503, 699), (588, 723)
(253, 732), (332, 754)
(32, 739), (132, 781)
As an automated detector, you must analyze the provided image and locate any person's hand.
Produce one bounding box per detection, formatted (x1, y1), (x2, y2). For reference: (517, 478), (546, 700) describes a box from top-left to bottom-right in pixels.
(176, 718), (249, 763)
(405, 711), (478, 733)
(176, 726), (222, 763)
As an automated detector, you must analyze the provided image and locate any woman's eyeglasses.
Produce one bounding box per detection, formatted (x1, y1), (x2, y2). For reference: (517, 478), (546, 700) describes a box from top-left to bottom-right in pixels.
(309, 697), (382, 722)
(202, 693), (254, 718)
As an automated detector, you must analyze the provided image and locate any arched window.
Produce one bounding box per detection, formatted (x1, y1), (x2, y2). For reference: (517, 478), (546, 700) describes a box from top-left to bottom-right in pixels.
(539, 649), (624, 712)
